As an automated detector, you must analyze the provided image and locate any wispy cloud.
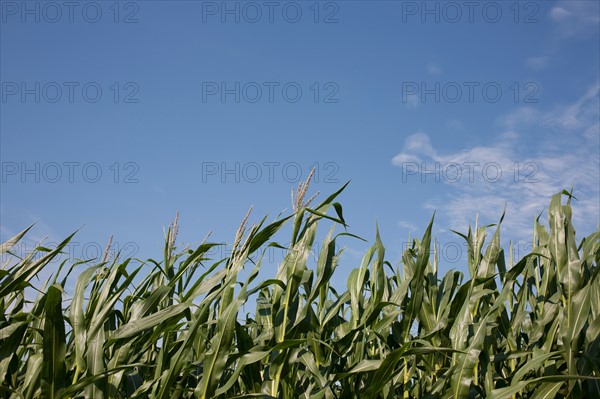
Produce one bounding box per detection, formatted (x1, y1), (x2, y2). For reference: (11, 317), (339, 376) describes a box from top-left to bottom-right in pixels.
(525, 56), (551, 70)
(550, 0), (600, 38)
(392, 83), (600, 242)
(404, 93), (420, 108)
(391, 131), (436, 164)
(525, 1), (599, 70)
(398, 220), (418, 232)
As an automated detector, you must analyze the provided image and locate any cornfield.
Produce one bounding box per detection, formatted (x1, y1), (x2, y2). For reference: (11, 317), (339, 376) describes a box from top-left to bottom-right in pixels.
(1, 180), (599, 398)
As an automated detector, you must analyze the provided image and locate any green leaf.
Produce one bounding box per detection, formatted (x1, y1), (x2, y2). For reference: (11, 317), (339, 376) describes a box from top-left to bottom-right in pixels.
(41, 284), (66, 399)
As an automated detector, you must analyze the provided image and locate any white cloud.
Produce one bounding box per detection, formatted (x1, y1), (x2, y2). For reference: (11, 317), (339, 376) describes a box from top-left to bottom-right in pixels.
(392, 131), (436, 164)
(554, 82), (600, 130)
(525, 56), (550, 70)
(524, 1), (599, 71)
(404, 131), (436, 156)
(404, 93), (420, 108)
(496, 107), (541, 130)
(392, 83), (600, 243)
(398, 220), (418, 232)
(550, 7), (571, 21)
(550, 1), (600, 38)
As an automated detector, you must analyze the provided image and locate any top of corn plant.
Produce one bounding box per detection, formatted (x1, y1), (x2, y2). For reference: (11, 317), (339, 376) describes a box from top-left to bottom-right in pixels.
(0, 179), (599, 399)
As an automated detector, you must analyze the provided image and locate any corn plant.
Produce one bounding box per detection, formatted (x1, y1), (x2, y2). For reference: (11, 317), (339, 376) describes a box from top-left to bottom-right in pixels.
(0, 179), (598, 398)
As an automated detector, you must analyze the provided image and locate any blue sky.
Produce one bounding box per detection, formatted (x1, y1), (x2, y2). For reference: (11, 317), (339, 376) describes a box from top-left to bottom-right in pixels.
(1, 0), (599, 288)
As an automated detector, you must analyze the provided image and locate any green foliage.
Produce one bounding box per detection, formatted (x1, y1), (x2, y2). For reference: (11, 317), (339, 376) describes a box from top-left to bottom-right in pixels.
(0, 185), (598, 398)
